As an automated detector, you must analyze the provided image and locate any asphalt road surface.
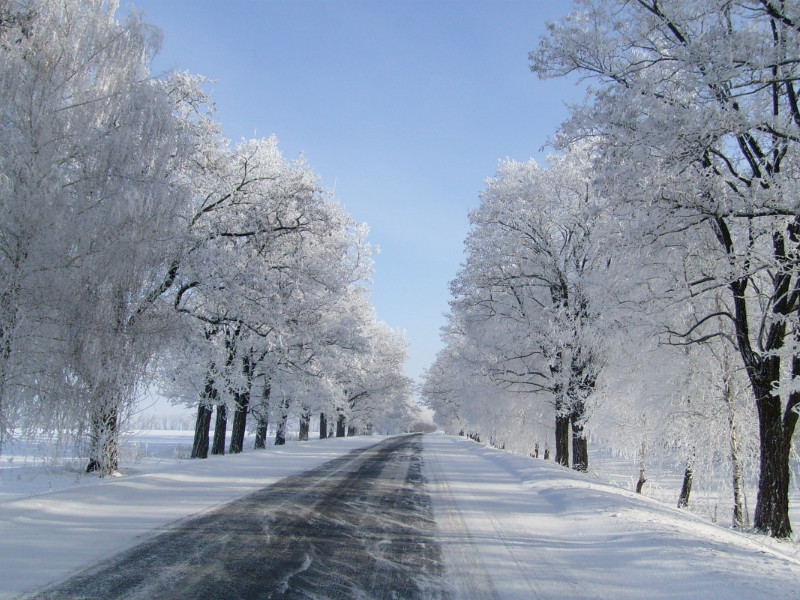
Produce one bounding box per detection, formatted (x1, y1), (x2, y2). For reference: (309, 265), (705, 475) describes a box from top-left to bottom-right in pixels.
(30, 434), (450, 600)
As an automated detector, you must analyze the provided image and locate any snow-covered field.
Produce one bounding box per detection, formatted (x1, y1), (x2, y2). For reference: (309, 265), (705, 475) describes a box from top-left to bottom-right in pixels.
(2, 431), (800, 599)
(589, 445), (800, 531)
(0, 430), (198, 503)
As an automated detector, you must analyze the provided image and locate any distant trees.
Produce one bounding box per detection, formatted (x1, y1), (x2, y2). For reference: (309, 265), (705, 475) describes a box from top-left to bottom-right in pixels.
(0, 0), (412, 474)
(424, 148), (609, 470)
(331, 318), (414, 436)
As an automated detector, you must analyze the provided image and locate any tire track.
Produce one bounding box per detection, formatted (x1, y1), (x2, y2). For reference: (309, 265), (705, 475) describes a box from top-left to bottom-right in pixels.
(27, 434), (449, 600)
(423, 437), (499, 600)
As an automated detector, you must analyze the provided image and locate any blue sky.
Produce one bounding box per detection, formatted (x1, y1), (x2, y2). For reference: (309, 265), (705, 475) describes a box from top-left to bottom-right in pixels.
(127, 0), (580, 386)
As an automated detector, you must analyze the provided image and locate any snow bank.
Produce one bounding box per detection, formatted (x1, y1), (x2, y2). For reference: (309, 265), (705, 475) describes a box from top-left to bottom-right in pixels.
(425, 433), (800, 600)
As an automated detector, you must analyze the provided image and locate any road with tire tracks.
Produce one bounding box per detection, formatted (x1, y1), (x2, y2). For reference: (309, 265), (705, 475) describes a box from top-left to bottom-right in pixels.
(29, 434), (453, 600)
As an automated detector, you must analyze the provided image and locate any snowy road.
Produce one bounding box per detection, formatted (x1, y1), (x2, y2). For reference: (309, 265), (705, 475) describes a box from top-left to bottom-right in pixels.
(27, 434), (449, 600)
(424, 433), (800, 600)
(8, 433), (800, 599)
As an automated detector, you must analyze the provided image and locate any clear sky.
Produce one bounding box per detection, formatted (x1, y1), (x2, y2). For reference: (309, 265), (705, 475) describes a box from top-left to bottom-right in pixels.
(125, 0), (581, 388)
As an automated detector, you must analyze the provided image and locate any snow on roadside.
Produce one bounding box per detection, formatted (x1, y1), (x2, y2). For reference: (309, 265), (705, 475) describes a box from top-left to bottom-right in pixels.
(0, 434), (384, 600)
(424, 433), (800, 600)
(6, 431), (800, 600)
(0, 430), (200, 504)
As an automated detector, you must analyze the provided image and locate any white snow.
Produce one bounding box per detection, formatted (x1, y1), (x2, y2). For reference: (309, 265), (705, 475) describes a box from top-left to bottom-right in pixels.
(0, 433), (381, 599)
(424, 433), (800, 600)
(2, 432), (800, 599)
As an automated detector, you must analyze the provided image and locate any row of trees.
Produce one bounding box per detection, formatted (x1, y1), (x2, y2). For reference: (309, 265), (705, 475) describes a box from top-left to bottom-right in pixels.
(423, 0), (800, 538)
(0, 0), (413, 475)
(424, 148), (604, 470)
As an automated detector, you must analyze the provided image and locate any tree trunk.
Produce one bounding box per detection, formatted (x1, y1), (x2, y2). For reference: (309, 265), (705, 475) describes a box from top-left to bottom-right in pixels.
(229, 355), (253, 454)
(724, 242), (795, 537)
(191, 403), (213, 459)
(555, 413), (570, 467)
(534, 443), (539, 458)
(86, 399), (119, 475)
(211, 325), (239, 457)
(753, 393), (791, 537)
(571, 430), (588, 472)
(731, 433), (748, 528)
(274, 416), (286, 445)
(191, 366), (217, 459)
(723, 360), (749, 528)
(567, 360), (594, 472)
(0, 323), (11, 457)
(571, 402), (588, 472)
(298, 411), (310, 441)
(544, 446), (550, 460)
(636, 440), (647, 494)
(677, 452), (695, 509)
(319, 412), (328, 439)
(229, 394), (248, 454)
(274, 396), (289, 446)
(254, 418), (268, 449)
(336, 412), (346, 437)
(347, 425), (356, 436)
(253, 384), (270, 450)
(211, 403), (227, 455)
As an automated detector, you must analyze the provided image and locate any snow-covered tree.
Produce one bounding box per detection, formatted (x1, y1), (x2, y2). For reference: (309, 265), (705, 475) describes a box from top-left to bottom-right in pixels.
(430, 147), (609, 469)
(0, 1), (410, 475)
(333, 318), (413, 436)
(531, 0), (800, 537)
(0, 0), (205, 472)
(161, 135), (380, 454)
